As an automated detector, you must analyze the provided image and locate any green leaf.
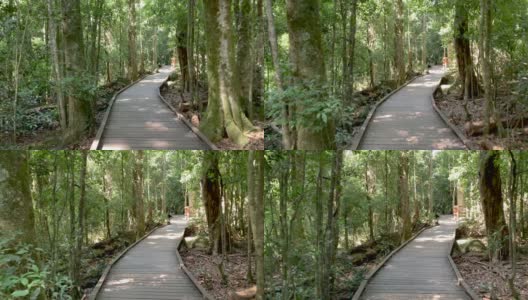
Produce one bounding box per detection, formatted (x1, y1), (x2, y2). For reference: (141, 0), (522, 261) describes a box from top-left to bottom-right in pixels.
(30, 287), (41, 300)
(20, 278), (28, 286)
(11, 290), (29, 297)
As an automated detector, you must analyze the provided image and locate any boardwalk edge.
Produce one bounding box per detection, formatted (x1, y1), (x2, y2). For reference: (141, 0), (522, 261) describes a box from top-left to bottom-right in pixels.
(90, 74), (149, 150)
(447, 232), (480, 300)
(351, 226), (429, 300)
(349, 75), (421, 150)
(88, 223), (167, 300)
(176, 233), (215, 300)
(431, 94), (474, 150)
(157, 77), (219, 150)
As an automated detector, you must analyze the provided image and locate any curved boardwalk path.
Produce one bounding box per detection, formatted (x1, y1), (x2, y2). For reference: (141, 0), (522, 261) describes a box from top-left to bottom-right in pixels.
(97, 66), (209, 150)
(360, 215), (469, 300)
(358, 66), (466, 150)
(96, 216), (203, 300)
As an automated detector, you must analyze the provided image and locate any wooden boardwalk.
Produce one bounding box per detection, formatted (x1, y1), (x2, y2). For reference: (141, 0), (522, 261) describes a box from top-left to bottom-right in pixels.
(358, 66), (466, 150)
(360, 215), (470, 300)
(96, 66), (209, 150)
(95, 216), (203, 300)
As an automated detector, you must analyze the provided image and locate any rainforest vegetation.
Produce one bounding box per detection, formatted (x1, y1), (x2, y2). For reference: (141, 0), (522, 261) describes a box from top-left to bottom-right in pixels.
(265, 150), (528, 299)
(264, 0), (528, 150)
(0, 0), (264, 149)
(0, 150), (264, 299)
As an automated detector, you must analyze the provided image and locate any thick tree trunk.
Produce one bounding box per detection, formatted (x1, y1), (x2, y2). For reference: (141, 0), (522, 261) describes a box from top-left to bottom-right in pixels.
(61, 0), (92, 140)
(479, 151), (509, 261)
(454, 1), (480, 99)
(201, 0), (254, 146)
(127, 0), (138, 81)
(394, 0), (406, 85)
(286, 0), (335, 149)
(201, 151), (222, 254)
(133, 151), (145, 238)
(0, 151), (36, 243)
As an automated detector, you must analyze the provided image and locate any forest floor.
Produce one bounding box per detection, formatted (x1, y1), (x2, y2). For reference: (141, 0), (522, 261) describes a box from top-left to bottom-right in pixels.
(0, 77), (133, 150)
(453, 220), (528, 299)
(435, 71), (528, 150)
(161, 80), (264, 150)
(179, 224), (254, 299)
(453, 244), (528, 299)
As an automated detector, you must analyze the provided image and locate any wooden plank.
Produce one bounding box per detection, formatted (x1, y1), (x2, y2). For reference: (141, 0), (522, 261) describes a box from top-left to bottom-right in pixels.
(93, 216), (204, 300)
(353, 66), (467, 150)
(93, 66), (212, 150)
(357, 216), (470, 300)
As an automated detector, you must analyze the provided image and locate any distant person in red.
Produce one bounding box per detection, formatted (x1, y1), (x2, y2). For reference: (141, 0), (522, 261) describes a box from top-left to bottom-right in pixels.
(184, 206), (190, 220)
(442, 56), (449, 71)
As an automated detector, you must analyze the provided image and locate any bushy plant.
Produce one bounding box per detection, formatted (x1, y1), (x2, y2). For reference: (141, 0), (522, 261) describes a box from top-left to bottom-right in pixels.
(0, 234), (74, 299)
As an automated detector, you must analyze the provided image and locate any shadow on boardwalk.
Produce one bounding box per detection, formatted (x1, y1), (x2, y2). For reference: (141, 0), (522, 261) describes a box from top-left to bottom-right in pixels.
(358, 67), (466, 150)
(360, 215), (470, 300)
(96, 216), (202, 300)
(98, 66), (209, 150)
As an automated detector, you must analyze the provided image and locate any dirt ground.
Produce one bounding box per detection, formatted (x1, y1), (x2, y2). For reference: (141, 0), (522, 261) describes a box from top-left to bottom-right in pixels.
(180, 247), (254, 300)
(435, 75), (528, 150)
(453, 251), (528, 299)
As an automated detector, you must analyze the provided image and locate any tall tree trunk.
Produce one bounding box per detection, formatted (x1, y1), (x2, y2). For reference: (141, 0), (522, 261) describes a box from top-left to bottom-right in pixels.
(236, 0), (253, 115)
(73, 151), (88, 288)
(322, 150), (343, 296)
(399, 151), (411, 241)
(201, 151), (222, 254)
(127, 0), (138, 81)
(47, 0), (66, 129)
(479, 151), (509, 261)
(314, 153), (324, 299)
(346, 0), (358, 101)
(0, 151), (36, 244)
(394, 0), (406, 85)
(61, 0), (92, 140)
(252, 0), (265, 121)
(278, 155), (290, 300)
(454, 1), (480, 99)
(248, 151), (265, 300)
(201, 0), (254, 146)
(422, 14), (427, 70)
(286, 0), (335, 149)
(507, 151), (520, 299)
(365, 158), (375, 241)
(188, 0), (196, 104)
(133, 151), (145, 238)
(479, 0), (495, 135)
(264, 0), (293, 149)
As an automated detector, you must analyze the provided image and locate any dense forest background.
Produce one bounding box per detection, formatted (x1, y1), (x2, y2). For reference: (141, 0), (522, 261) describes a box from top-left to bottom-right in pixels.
(0, 150), (264, 299)
(0, 0), (264, 148)
(265, 150), (528, 299)
(264, 0), (528, 149)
